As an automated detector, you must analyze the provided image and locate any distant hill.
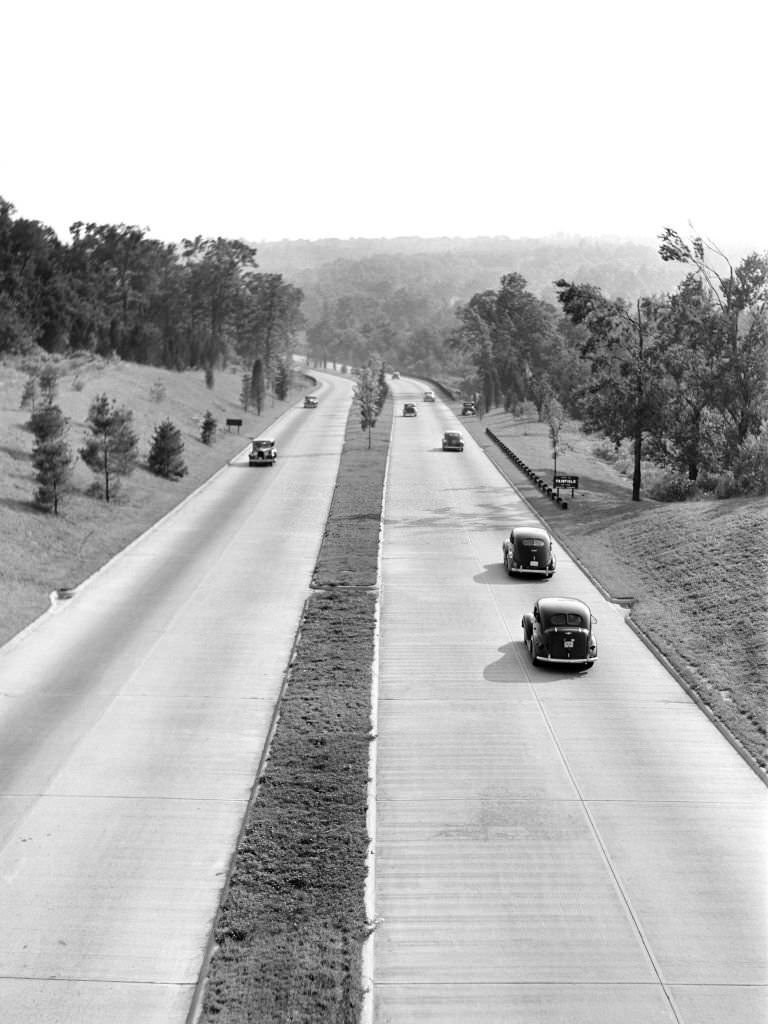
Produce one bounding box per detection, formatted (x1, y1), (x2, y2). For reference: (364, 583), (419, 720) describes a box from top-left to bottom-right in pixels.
(254, 234), (690, 314)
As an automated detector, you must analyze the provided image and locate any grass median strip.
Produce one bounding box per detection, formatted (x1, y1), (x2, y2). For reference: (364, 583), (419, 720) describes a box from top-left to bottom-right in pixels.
(197, 398), (393, 1023)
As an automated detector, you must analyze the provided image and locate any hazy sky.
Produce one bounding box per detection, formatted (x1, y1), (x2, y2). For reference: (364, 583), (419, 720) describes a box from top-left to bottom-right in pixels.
(3, 0), (766, 249)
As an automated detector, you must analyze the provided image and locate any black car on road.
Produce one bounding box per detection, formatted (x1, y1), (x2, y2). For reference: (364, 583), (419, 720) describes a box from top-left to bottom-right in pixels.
(522, 597), (597, 669)
(503, 525), (556, 577)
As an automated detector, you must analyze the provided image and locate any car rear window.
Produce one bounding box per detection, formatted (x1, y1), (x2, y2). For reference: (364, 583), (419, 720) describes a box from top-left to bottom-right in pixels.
(549, 612), (584, 627)
(521, 537), (545, 547)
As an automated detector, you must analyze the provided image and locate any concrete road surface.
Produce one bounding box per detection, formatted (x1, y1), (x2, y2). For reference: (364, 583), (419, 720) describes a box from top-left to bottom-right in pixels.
(369, 380), (767, 1023)
(0, 373), (352, 1023)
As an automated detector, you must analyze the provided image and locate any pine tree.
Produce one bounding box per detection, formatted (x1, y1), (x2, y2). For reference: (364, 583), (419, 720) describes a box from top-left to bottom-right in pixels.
(79, 393), (139, 501)
(148, 418), (188, 479)
(29, 403), (72, 513)
(34, 437), (72, 513)
(200, 410), (217, 445)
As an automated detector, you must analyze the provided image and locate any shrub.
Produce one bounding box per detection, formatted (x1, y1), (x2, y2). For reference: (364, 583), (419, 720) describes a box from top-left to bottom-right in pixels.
(591, 438), (620, 463)
(714, 471), (739, 499)
(20, 376), (39, 410)
(731, 426), (768, 496)
(38, 363), (59, 405)
(645, 471), (698, 502)
(149, 380), (166, 403)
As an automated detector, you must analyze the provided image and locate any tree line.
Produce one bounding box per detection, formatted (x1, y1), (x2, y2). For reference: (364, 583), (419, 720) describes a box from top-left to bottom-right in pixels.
(0, 197), (303, 394)
(451, 229), (768, 500)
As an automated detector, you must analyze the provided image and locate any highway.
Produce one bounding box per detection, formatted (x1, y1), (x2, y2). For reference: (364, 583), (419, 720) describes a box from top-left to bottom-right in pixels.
(0, 371), (354, 1023)
(369, 379), (767, 1023)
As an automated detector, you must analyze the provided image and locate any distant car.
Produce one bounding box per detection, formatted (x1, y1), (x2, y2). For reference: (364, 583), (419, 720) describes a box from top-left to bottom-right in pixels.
(402, 403), (417, 417)
(442, 430), (464, 451)
(303, 395), (319, 408)
(522, 597), (597, 669)
(248, 438), (277, 466)
(423, 390), (436, 402)
(503, 525), (556, 577)
(392, 371), (401, 379)
(461, 401), (477, 415)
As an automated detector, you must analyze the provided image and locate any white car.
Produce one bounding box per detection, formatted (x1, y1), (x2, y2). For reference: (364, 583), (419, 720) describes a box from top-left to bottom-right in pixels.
(423, 390), (435, 402)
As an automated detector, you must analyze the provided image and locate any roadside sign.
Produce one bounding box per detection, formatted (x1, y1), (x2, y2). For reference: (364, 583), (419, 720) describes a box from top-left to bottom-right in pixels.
(554, 473), (579, 490)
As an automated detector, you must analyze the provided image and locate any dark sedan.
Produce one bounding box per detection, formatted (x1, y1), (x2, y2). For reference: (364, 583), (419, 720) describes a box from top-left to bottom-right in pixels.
(522, 597), (597, 669)
(502, 525), (556, 577)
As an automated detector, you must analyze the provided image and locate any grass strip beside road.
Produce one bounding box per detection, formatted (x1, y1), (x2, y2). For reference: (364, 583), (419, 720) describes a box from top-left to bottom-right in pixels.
(197, 399), (393, 1023)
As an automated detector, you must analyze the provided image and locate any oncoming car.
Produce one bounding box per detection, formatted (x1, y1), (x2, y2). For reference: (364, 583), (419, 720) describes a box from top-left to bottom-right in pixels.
(522, 597), (597, 669)
(461, 401), (477, 415)
(248, 438), (277, 466)
(503, 525), (556, 577)
(423, 390), (435, 402)
(402, 403), (417, 417)
(442, 430), (464, 451)
(303, 395), (319, 408)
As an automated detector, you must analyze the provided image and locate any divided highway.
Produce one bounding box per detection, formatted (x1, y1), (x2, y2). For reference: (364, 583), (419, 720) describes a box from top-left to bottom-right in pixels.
(370, 380), (767, 1023)
(0, 372), (354, 1023)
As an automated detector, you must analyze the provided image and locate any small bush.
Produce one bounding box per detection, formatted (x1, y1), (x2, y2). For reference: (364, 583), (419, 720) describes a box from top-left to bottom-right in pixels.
(591, 438), (620, 463)
(731, 426), (768, 496)
(20, 376), (38, 410)
(645, 471), (698, 502)
(149, 380), (166, 403)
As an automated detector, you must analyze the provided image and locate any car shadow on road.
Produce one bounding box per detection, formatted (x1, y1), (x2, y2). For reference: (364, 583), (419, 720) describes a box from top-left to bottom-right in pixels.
(474, 563), (553, 586)
(484, 640), (530, 682)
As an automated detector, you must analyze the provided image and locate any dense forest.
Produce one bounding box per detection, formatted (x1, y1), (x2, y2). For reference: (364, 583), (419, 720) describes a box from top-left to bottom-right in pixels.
(0, 197), (303, 392)
(2, 194), (766, 500)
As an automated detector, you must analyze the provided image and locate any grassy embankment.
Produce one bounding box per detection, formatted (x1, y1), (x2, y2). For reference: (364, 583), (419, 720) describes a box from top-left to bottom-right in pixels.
(0, 353), (298, 645)
(460, 406), (767, 773)
(196, 396), (393, 1023)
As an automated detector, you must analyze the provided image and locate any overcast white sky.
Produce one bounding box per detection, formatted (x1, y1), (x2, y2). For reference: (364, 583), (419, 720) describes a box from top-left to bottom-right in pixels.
(2, 0), (766, 250)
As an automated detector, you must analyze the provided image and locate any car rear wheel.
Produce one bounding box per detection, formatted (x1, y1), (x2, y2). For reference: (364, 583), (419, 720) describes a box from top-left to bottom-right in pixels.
(528, 636), (539, 666)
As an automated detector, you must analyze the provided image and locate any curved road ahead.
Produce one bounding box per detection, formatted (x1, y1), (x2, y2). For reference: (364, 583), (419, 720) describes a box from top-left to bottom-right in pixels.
(0, 372), (353, 1023)
(370, 379), (767, 1023)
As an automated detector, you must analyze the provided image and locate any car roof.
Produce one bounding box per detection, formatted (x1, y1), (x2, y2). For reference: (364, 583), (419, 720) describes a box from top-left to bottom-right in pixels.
(513, 525), (550, 539)
(537, 596), (590, 616)
(252, 438), (275, 445)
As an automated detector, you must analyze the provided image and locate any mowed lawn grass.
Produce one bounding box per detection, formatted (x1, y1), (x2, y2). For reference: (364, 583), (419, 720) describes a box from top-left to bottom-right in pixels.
(461, 406), (768, 773)
(0, 353), (300, 646)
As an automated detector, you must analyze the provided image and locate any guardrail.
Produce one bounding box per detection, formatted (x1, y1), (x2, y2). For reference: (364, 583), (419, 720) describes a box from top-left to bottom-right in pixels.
(485, 428), (569, 510)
